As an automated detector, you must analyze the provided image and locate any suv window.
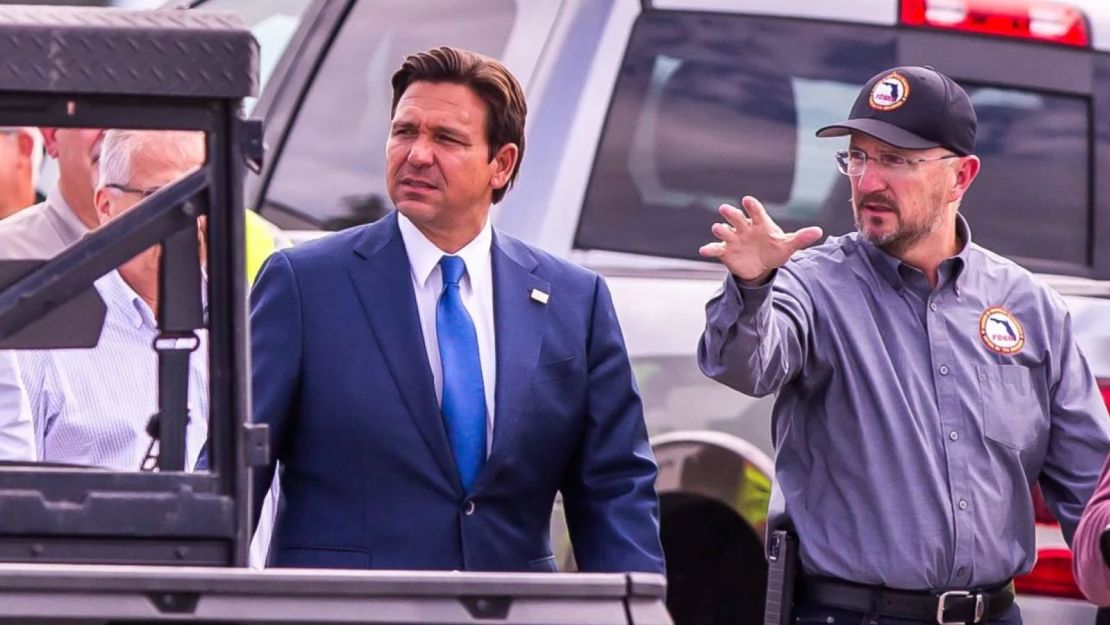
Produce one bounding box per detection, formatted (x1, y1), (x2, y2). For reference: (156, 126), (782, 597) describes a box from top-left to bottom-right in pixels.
(575, 12), (1093, 270)
(261, 0), (516, 231)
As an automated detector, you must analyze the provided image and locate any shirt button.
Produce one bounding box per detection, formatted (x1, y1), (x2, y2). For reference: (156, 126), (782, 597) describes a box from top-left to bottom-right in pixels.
(956, 567), (967, 577)
(958, 499), (968, 510)
(463, 501), (476, 516)
(929, 301), (938, 312)
(939, 365), (950, 376)
(949, 431), (959, 441)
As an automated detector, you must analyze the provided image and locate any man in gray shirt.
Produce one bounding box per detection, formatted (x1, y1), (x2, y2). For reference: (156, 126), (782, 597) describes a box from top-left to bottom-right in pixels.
(698, 66), (1110, 624)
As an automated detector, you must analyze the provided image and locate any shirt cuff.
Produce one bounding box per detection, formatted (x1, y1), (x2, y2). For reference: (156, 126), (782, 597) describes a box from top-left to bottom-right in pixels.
(705, 270), (777, 330)
(728, 270), (776, 315)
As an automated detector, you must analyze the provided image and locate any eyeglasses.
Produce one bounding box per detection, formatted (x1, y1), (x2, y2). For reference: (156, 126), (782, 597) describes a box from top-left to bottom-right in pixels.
(105, 183), (162, 198)
(835, 148), (960, 177)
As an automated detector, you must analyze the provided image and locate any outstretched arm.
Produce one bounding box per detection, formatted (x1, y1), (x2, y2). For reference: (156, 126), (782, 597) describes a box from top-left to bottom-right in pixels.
(698, 196), (821, 397)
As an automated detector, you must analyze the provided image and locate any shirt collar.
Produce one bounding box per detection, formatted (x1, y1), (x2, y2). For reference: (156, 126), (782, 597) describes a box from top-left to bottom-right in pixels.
(96, 270), (154, 330)
(96, 269), (210, 331)
(397, 212), (493, 289)
(860, 213), (973, 293)
(948, 214), (973, 294)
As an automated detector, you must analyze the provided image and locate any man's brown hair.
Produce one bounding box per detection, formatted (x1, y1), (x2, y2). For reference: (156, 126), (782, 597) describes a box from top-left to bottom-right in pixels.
(390, 46), (526, 204)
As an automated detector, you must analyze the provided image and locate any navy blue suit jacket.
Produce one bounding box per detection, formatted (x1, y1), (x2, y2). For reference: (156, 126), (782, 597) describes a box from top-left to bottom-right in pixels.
(250, 212), (664, 574)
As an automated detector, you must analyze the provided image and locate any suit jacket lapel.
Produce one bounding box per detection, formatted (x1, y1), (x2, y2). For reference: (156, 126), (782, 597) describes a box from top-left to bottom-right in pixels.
(347, 213), (461, 493)
(475, 231), (549, 491)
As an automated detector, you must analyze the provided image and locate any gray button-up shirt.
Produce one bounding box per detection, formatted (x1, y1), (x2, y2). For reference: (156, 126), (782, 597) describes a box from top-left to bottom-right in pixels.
(698, 216), (1110, 590)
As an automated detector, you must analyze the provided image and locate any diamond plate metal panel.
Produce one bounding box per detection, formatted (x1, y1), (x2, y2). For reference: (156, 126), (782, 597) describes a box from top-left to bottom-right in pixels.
(0, 5), (257, 98)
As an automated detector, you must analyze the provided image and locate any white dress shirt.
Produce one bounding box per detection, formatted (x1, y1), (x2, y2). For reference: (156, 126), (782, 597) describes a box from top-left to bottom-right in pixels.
(397, 213), (497, 452)
(18, 270), (208, 470)
(0, 352), (36, 461)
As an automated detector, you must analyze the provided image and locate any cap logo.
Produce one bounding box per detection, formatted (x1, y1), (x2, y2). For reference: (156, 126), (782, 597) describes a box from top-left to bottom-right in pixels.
(978, 306), (1025, 355)
(870, 72), (910, 111)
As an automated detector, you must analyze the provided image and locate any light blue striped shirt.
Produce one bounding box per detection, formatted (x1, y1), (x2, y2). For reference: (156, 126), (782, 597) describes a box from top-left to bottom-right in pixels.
(18, 270), (208, 471)
(699, 216), (1110, 590)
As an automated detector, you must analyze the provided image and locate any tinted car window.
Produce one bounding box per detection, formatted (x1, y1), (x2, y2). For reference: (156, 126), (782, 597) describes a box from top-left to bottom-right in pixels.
(262, 0), (516, 230)
(575, 12), (1092, 270)
(967, 87), (1088, 266)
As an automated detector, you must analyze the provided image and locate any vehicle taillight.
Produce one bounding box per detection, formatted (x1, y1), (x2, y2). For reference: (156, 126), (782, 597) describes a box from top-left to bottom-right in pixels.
(900, 0), (1090, 47)
(1014, 548), (1085, 599)
(1024, 490), (1080, 595)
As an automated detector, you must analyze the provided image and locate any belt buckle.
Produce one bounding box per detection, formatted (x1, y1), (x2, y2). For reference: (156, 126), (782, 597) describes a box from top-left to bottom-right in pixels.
(936, 590), (985, 625)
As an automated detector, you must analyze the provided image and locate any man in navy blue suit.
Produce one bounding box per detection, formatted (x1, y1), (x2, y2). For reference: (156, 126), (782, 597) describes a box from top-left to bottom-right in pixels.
(249, 46), (664, 574)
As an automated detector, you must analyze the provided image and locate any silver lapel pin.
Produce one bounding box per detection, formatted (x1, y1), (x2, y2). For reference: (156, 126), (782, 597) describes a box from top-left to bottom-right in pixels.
(530, 288), (549, 304)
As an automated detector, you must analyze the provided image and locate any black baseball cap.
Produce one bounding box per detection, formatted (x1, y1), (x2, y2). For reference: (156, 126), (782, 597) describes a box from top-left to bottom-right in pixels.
(816, 66), (977, 156)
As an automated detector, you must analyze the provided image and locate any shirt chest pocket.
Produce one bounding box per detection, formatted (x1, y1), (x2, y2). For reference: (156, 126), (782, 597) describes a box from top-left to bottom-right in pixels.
(977, 364), (1045, 451)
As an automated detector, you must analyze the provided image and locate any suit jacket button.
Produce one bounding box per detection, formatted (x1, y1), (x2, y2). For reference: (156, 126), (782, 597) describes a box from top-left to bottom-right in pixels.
(463, 500), (476, 516)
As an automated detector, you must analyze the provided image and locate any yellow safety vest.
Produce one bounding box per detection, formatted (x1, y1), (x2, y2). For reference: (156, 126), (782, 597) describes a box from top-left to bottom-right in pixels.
(244, 210), (283, 284)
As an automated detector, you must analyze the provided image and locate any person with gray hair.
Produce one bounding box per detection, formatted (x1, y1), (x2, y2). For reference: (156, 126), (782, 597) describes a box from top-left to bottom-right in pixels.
(16, 129), (209, 470)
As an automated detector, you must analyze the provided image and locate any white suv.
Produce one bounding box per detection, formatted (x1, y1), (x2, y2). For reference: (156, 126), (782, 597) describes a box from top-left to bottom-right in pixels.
(189, 0), (1110, 622)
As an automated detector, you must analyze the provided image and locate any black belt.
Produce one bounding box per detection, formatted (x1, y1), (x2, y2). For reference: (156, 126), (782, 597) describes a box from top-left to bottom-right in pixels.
(798, 575), (1015, 624)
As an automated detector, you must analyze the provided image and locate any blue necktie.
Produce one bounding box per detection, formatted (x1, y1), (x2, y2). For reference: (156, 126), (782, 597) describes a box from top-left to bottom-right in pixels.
(436, 255), (487, 492)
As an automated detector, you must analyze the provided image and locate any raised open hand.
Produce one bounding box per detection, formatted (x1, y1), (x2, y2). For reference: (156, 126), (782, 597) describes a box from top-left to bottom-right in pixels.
(698, 196), (823, 284)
